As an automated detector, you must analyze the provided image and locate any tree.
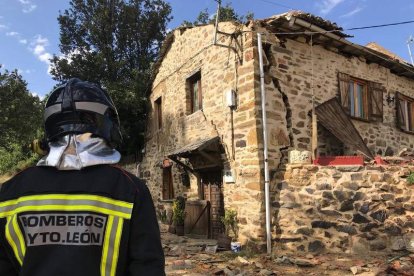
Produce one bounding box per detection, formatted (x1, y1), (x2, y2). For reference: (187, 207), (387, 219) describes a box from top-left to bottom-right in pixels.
(0, 68), (43, 173)
(182, 2), (254, 27)
(50, 0), (172, 155)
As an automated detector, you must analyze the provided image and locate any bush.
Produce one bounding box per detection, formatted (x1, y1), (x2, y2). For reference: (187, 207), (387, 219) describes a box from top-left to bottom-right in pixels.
(221, 209), (238, 238)
(172, 197), (186, 226)
(407, 172), (414, 185)
(0, 143), (38, 175)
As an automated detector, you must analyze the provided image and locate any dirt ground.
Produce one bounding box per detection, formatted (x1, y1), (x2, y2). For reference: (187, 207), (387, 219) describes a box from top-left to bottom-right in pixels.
(162, 228), (414, 276)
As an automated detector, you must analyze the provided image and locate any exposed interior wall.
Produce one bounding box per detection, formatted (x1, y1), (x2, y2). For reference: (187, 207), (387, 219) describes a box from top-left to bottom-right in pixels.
(277, 164), (414, 254)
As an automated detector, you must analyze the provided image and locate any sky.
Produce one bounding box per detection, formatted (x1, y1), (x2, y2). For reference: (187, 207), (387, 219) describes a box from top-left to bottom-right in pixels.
(1, 0), (414, 97)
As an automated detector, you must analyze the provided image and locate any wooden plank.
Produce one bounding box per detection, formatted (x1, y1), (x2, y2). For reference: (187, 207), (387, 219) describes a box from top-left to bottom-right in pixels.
(315, 98), (374, 159)
(184, 200), (210, 238)
(312, 112), (318, 160)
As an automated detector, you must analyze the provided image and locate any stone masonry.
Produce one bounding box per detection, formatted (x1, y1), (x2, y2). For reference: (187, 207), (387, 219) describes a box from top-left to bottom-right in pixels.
(278, 164), (414, 253)
(141, 12), (414, 251)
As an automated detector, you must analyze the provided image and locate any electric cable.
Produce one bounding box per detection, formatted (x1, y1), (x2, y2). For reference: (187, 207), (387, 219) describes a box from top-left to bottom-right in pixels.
(257, 0), (295, 10)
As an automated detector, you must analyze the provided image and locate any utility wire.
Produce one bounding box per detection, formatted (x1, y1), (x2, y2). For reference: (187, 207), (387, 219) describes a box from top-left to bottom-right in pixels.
(257, 0), (295, 10)
(347, 20), (414, 30)
(252, 19), (414, 36)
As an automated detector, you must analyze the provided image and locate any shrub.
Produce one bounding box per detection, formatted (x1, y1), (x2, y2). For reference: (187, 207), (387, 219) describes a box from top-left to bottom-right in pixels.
(407, 172), (414, 186)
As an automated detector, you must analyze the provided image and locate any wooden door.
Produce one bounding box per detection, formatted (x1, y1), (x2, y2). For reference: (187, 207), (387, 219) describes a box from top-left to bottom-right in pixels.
(201, 170), (224, 239)
(184, 200), (210, 238)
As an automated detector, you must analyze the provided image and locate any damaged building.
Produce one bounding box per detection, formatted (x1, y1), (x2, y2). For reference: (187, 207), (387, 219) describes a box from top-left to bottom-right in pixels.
(140, 11), (414, 252)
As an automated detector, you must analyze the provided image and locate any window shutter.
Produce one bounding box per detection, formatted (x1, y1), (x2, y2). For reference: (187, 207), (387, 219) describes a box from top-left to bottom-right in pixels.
(369, 82), (384, 120)
(396, 92), (407, 131)
(338, 72), (350, 112)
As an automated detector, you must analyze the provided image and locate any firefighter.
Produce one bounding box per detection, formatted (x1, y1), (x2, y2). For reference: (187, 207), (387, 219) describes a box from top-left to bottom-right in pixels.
(0, 78), (165, 275)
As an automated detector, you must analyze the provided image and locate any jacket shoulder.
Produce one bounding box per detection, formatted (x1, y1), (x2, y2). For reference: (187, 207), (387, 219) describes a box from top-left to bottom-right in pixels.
(107, 165), (147, 191)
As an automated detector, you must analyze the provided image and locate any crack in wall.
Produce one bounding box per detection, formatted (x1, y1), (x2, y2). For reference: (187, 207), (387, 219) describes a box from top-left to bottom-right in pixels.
(260, 41), (294, 178)
(273, 77), (294, 176)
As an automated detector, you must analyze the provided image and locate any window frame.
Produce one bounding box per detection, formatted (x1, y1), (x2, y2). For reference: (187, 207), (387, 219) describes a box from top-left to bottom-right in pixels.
(162, 165), (174, 200)
(187, 71), (202, 114)
(396, 92), (414, 134)
(338, 72), (384, 123)
(154, 97), (162, 130)
(348, 78), (369, 121)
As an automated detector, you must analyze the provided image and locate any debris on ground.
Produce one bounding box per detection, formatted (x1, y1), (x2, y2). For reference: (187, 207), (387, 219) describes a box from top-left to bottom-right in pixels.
(161, 227), (414, 275)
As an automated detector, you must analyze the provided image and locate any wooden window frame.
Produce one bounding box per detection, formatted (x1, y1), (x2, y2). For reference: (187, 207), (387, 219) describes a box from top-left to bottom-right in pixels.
(348, 78), (369, 122)
(338, 72), (384, 123)
(396, 92), (414, 134)
(188, 71), (202, 114)
(162, 165), (174, 200)
(155, 97), (162, 130)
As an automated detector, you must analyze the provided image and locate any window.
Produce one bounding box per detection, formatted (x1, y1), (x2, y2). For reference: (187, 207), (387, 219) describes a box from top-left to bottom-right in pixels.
(338, 72), (384, 121)
(155, 97), (162, 130)
(162, 166), (174, 200)
(396, 92), (414, 132)
(188, 71), (202, 113)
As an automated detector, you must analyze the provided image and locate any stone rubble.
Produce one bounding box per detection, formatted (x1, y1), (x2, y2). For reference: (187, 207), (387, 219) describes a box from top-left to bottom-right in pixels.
(161, 227), (414, 275)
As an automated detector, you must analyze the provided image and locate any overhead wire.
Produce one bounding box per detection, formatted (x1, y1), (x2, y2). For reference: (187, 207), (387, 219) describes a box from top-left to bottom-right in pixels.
(256, 0), (295, 10)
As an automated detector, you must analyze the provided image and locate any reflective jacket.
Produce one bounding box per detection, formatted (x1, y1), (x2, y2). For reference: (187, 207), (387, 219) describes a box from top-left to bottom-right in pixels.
(0, 165), (165, 276)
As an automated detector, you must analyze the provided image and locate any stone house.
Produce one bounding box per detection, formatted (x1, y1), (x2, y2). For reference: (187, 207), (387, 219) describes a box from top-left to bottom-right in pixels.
(140, 11), (414, 252)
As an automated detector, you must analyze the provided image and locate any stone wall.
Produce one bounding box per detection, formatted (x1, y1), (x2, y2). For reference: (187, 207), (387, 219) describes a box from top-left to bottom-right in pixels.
(140, 22), (265, 244)
(275, 164), (414, 253)
(263, 32), (414, 157)
(142, 18), (414, 250)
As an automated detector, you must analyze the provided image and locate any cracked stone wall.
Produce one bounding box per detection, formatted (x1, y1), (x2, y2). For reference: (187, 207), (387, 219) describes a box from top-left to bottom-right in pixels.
(264, 34), (414, 157)
(276, 164), (414, 253)
(141, 22), (266, 245)
(142, 21), (414, 250)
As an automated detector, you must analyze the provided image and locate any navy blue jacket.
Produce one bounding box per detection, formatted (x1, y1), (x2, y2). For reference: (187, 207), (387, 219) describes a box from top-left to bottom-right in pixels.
(0, 165), (165, 276)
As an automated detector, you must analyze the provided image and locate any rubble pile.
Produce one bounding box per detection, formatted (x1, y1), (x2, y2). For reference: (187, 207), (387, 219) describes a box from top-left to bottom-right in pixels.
(161, 228), (414, 275)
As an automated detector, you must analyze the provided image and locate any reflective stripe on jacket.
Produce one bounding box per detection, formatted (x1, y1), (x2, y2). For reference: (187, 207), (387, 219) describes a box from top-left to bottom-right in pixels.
(0, 165), (165, 276)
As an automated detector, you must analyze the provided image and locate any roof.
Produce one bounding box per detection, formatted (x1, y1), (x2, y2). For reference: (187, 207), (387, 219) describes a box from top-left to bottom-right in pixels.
(261, 10), (349, 38)
(261, 11), (414, 79)
(168, 136), (221, 158)
(149, 11), (414, 94)
(365, 42), (407, 63)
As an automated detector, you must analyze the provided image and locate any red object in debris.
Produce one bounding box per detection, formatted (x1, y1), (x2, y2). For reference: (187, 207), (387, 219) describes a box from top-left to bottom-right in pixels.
(374, 156), (387, 165)
(313, 156), (364, 166)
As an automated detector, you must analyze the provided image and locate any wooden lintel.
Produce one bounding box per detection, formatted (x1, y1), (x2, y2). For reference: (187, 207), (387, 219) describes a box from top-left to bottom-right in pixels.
(169, 156), (197, 176)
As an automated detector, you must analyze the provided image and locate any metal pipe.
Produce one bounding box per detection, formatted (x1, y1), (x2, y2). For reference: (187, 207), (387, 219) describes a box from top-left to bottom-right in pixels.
(212, 0), (221, 45)
(257, 32), (272, 254)
(407, 36), (414, 65)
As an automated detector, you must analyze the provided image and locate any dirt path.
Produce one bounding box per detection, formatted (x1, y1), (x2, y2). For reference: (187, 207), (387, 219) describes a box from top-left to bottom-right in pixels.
(162, 228), (414, 275)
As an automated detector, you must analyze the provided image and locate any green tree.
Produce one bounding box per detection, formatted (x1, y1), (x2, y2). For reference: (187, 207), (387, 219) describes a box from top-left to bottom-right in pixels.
(0, 68), (43, 173)
(50, 0), (172, 155)
(182, 2), (253, 27)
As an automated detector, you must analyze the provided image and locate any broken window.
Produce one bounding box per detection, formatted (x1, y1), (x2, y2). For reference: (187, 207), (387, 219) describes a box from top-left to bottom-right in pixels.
(396, 92), (414, 132)
(155, 97), (162, 130)
(338, 72), (384, 121)
(188, 71), (202, 113)
(162, 166), (174, 200)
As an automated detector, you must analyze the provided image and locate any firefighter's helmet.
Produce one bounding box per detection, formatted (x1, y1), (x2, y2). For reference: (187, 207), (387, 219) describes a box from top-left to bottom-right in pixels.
(44, 78), (122, 146)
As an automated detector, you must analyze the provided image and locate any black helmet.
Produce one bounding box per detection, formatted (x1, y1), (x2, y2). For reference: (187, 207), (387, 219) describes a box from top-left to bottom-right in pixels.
(44, 78), (122, 146)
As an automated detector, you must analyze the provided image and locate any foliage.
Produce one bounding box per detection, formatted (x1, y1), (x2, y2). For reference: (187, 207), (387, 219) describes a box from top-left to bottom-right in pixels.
(172, 197), (186, 225)
(181, 2), (254, 27)
(407, 172), (414, 185)
(220, 208), (238, 238)
(0, 68), (43, 174)
(0, 144), (38, 175)
(50, 0), (172, 155)
(157, 209), (168, 224)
